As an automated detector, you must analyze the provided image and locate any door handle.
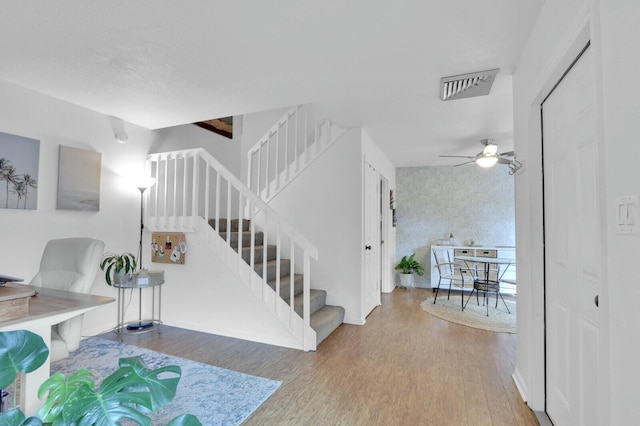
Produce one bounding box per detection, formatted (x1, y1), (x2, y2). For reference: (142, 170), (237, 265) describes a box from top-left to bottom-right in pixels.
(365, 245), (372, 250)
(594, 295), (599, 307)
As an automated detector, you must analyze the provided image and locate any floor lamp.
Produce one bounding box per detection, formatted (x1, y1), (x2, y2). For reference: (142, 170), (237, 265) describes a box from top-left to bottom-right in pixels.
(127, 177), (156, 331)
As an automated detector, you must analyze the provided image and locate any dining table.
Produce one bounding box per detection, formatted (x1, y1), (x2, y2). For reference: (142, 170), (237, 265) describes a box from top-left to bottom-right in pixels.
(454, 255), (516, 315)
(454, 255), (516, 281)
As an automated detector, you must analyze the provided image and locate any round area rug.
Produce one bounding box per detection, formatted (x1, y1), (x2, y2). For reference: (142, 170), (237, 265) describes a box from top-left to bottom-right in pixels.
(420, 294), (516, 333)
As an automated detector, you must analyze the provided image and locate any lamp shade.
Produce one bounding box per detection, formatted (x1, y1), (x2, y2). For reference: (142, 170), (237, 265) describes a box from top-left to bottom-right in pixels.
(133, 176), (156, 191)
(475, 153), (499, 168)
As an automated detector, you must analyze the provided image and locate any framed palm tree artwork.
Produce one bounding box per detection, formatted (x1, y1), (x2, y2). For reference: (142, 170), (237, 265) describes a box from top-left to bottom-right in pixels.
(57, 145), (102, 211)
(0, 131), (40, 210)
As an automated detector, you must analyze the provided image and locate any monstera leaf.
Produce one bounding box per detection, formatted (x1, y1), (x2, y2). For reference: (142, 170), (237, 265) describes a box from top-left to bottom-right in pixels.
(37, 355), (182, 426)
(117, 356), (181, 411)
(0, 330), (49, 389)
(0, 330), (200, 425)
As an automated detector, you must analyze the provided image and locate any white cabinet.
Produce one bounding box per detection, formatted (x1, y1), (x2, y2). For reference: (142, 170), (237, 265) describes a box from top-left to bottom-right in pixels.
(430, 245), (516, 288)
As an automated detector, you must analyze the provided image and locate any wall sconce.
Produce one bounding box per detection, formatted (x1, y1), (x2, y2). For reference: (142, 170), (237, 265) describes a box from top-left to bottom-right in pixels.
(115, 132), (128, 144)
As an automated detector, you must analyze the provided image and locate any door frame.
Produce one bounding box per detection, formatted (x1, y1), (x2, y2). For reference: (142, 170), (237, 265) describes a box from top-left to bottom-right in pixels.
(541, 42), (600, 424)
(516, 16), (610, 424)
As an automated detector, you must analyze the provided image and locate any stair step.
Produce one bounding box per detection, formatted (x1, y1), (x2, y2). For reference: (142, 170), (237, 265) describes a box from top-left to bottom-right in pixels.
(220, 231), (264, 249)
(254, 259), (290, 282)
(311, 305), (345, 346)
(293, 289), (326, 317)
(241, 245), (277, 264)
(267, 274), (304, 299)
(209, 218), (251, 232)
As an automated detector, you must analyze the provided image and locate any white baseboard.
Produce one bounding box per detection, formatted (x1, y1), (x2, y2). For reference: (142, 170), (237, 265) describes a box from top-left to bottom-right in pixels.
(512, 368), (528, 402)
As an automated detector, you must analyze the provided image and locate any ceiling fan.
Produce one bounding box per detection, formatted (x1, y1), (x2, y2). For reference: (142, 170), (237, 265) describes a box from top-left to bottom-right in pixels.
(440, 139), (515, 169)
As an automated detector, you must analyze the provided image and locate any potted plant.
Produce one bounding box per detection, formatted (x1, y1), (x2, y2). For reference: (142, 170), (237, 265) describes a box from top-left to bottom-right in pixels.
(0, 329), (201, 425)
(395, 253), (425, 289)
(100, 252), (137, 286)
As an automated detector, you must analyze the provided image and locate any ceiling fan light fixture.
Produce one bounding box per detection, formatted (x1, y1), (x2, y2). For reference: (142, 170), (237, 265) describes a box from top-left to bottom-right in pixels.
(482, 143), (498, 155)
(475, 153), (499, 168)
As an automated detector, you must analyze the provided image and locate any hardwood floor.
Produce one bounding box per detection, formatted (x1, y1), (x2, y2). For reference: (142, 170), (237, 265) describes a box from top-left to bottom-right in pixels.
(98, 287), (537, 425)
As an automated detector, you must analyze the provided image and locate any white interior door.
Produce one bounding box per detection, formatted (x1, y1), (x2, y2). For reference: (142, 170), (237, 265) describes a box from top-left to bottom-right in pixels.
(363, 160), (380, 317)
(542, 45), (600, 426)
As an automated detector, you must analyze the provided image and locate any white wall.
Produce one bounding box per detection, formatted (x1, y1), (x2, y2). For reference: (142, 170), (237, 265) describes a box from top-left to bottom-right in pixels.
(266, 129), (365, 323)
(512, 0), (640, 422)
(599, 0), (640, 421)
(0, 79), (155, 336)
(395, 165), (515, 287)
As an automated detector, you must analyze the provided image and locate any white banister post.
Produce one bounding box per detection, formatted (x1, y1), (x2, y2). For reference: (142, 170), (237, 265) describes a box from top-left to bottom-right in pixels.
(225, 179), (232, 250)
(303, 250), (311, 330)
(265, 136), (271, 200)
(284, 113), (289, 182)
(289, 239), (295, 316)
(274, 125), (280, 192)
(162, 157), (169, 227)
(256, 145), (262, 199)
(204, 164), (211, 226)
(191, 153), (199, 227)
(171, 156), (177, 219)
(294, 107), (300, 173)
(247, 150), (253, 194)
(214, 168), (221, 232)
(182, 156), (188, 227)
(274, 224), (281, 312)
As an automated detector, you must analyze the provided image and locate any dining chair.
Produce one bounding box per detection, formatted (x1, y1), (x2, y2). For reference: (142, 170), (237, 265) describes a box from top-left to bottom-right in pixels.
(463, 277), (511, 316)
(432, 248), (474, 309)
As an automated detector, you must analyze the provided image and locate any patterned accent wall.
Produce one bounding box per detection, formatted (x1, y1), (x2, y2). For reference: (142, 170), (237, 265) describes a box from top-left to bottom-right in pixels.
(395, 165), (515, 286)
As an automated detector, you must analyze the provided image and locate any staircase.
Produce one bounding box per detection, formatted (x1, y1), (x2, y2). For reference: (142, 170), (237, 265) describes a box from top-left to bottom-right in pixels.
(211, 218), (345, 345)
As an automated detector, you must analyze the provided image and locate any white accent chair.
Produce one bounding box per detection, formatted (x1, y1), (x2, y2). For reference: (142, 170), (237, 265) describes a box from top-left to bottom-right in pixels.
(29, 238), (105, 362)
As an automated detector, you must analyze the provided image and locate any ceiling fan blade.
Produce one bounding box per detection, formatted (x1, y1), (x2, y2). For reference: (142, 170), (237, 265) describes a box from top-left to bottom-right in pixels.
(497, 157), (512, 165)
(454, 160), (476, 167)
(440, 155), (475, 159)
(499, 151), (515, 157)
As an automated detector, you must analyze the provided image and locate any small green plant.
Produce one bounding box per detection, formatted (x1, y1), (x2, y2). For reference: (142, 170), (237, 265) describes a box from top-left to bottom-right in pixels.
(0, 329), (201, 426)
(100, 252), (137, 285)
(394, 253), (425, 275)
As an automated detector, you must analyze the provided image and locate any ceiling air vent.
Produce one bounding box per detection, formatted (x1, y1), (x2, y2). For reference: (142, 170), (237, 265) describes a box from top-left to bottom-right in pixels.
(440, 68), (499, 101)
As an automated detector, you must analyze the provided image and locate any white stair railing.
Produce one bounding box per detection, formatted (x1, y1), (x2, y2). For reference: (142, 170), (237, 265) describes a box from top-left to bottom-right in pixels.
(247, 104), (347, 202)
(146, 148), (318, 351)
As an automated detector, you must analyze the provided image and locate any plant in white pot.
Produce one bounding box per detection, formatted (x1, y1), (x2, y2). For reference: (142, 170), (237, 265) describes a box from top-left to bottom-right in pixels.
(394, 254), (425, 289)
(100, 252), (137, 286)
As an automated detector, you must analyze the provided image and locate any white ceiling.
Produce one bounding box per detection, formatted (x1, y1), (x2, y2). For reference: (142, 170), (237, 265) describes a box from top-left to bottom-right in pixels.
(0, 1), (543, 167)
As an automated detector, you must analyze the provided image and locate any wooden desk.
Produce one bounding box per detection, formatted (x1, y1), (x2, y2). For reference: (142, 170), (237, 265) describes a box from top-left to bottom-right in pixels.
(0, 283), (114, 415)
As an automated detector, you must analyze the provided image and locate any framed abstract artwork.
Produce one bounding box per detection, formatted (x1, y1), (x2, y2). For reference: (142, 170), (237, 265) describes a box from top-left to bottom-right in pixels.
(57, 145), (102, 211)
(0, 131), (40, 210)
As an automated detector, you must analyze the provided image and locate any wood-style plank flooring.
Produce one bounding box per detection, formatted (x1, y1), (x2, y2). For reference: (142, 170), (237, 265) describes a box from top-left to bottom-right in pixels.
(98, 287), (537, 425)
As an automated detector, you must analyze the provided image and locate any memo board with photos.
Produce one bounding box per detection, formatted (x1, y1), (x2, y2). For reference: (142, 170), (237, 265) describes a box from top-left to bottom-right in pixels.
(151, 232), (186, 265)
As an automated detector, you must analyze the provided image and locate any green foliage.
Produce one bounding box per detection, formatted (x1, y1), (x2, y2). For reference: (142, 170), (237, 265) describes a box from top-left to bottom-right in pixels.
(0, 330), (201, 426)
(394, 253), (425, 275)
(99, 252), (137, 285)
(0, 330), (50, 389)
